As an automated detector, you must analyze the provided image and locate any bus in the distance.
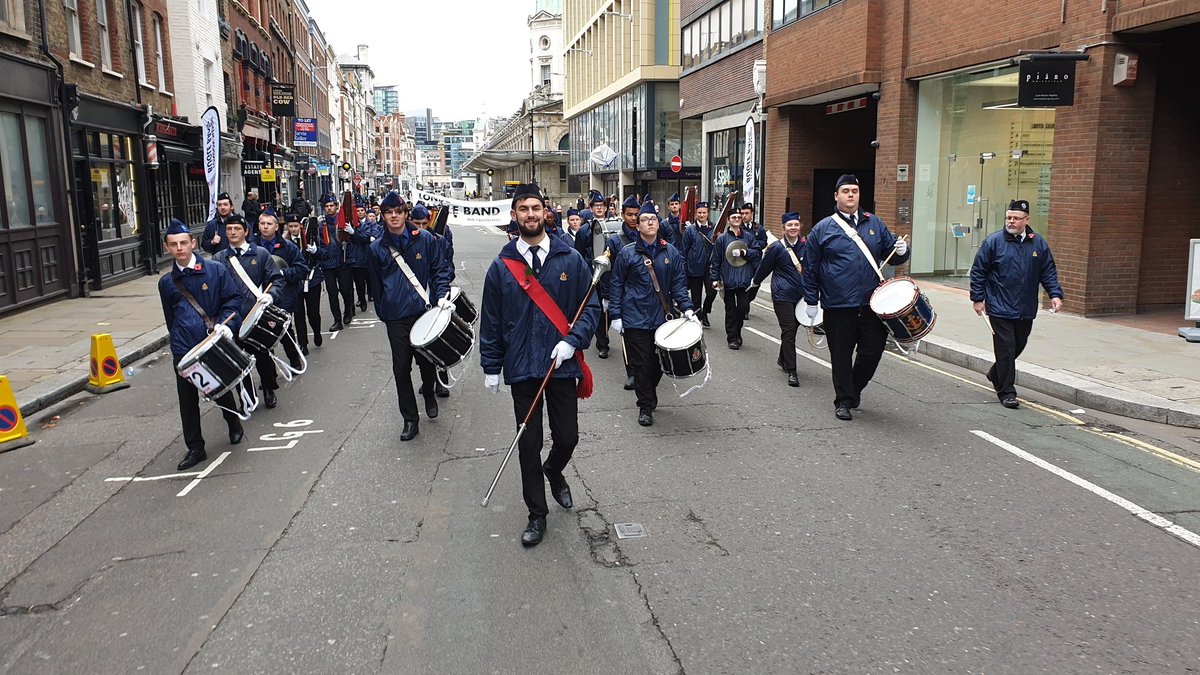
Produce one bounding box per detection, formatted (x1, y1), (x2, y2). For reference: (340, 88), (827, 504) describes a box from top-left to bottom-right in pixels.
(449, 179), (466, 200)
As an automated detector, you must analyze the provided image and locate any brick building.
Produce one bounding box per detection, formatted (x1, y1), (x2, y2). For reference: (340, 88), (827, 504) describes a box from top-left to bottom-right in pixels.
(763, 0), (1200, 315)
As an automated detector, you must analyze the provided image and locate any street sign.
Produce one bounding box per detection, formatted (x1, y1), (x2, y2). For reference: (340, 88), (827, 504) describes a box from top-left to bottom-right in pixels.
(353, 175), (362, 187)
(260, 168), (277, 182)
(670, 155), (682, 173)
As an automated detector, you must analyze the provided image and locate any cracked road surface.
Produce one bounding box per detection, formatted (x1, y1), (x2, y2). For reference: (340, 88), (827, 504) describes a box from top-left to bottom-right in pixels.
(2, 224), (1200, 673)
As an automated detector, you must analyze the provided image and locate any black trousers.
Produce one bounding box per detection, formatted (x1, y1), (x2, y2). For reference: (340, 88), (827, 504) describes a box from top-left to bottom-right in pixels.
(324, 266), (354, 321)
(240, 341), (279, 392)
(511, 377), (579, 520)
(822, 306), (890, 407)
(172, 355), (241, 453)
(687, 276), (718, 317)
(987, 317), (1033, 400)
(280, 323), (303, 367)
(351, 266), (369, 305)
(624, 328), (663, 410)
(595, 306), (611, 351)
(384, 317), (437, 423)
(722, 288), (748, 343)
(772, 300), (799, 373)
(293, 285), (322, 349)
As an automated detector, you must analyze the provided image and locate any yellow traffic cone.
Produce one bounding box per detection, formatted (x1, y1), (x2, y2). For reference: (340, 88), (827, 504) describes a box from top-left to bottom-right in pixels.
(0, 375), (34, 453)
(85, 333), (131, 394)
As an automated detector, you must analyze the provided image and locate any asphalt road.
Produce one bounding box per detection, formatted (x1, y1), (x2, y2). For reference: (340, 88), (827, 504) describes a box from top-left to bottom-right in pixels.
(2, 224), (1200, 674)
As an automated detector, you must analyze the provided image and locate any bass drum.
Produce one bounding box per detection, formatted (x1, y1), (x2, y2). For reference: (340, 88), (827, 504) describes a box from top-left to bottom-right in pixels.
(410, 306), (475, 368)
(654, 318), (707, 378)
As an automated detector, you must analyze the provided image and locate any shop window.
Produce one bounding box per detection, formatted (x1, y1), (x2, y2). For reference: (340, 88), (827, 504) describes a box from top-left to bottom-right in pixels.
(0, 112), (32, 227)
(708, 126), (745, 204)
(25, 117), (56, 224)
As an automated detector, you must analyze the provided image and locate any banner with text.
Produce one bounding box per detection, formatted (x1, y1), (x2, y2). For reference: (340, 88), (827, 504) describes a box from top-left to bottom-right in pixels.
(200, 106), (221, 220)
(409, 190), (511, 227)
(293, 118), (317, 147)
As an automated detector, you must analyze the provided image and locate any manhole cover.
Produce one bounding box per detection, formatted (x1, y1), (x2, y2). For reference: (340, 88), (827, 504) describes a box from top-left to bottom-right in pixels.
(614, 523), (647, 539)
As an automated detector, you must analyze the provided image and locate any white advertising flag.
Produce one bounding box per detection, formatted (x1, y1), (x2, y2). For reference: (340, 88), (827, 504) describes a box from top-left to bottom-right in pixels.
(200, 107), (221, 220)
(743, 116), (757, 207)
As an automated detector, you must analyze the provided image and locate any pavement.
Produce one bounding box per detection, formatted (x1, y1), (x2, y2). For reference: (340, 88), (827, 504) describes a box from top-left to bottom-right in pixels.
(3, 255), (1199, 428)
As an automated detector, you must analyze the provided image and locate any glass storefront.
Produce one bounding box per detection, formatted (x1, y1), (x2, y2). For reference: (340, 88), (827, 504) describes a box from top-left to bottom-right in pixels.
(707, 125), (746, 204)
(74, 128), (146, 286)
(568, 82), (701, 178)
(911, 65), (1055, 274)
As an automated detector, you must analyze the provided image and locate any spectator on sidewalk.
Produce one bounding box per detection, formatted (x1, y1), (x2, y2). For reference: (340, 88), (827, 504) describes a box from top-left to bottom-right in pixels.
(201, 193), (237, 255)
(970, 199), (1064, 409)
(241, 189), (262, 227)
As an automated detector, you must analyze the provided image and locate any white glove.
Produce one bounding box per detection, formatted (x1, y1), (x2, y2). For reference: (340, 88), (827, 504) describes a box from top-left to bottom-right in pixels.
(437, 298), (455, 311)
(610, 318), (624, 335)
(344, 225), (356, 235)
(683, 309), (699, 324)
(550, 340), (576, 369)
(306, 243), (317, 254)
(214, 323), (234, 340)
(260, 294), (274, 306)
(602, 299), (610, 312)
(894, 237), (908, 256)
(806, 305), (819, 319)
(731, 249), (743, 258)
(484, 373), (500, 394)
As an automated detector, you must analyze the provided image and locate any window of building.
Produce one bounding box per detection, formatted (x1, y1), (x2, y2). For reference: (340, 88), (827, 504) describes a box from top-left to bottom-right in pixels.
(683, 0), (762, 72)
(132, 3), (147, 84)
(204, 60), (214, 106)
(773, 0), (842, 30)
(153, 15), (168, 92)
(64, 0), (82, 59)
(96, 0), (112, 69)
(540, 64), (551, 87)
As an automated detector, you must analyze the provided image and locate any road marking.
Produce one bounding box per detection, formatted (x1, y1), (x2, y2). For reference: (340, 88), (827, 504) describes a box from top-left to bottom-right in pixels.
(106, 471), (203, 483)
(743, 326), (830, 370)
(176, 451), (232, 497)
(971, 430), (1200, 549)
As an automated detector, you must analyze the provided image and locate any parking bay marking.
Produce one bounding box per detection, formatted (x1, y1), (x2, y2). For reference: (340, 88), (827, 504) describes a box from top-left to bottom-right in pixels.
(247, 419), (325, 452)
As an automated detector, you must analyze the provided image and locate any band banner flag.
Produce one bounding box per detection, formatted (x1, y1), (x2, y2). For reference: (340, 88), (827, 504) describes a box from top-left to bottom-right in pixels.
(201, 107), (221, 220)
(409, 189), (511, 227)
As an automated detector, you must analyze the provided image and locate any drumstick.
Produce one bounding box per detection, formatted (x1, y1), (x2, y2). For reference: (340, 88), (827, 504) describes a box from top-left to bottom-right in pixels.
(982, 313), (995, 335)
(880, 235), (909, 269)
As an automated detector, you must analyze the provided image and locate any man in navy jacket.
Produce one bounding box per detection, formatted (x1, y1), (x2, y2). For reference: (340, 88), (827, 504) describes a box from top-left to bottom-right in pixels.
(479, 183), (600, 547)
(255, 209), (309, 371)
(752, 212), (807, 387)
(201, 192), (237, 254)
(970, 199), (1063, 409)
(314, 194), (354, 330)
(159, 219), (244, 471)
(709, 210), (762, 349)
(679, 201), (719, 326)
(366, 191), (454, 441)
(802, 174), (909, 421)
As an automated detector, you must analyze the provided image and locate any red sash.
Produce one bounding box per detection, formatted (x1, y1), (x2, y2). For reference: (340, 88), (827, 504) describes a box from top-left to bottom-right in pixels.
(502, 257), (593, 399)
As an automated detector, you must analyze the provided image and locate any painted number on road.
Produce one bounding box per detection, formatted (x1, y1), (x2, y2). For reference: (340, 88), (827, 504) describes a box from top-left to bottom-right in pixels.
(248, 419), (325, 452)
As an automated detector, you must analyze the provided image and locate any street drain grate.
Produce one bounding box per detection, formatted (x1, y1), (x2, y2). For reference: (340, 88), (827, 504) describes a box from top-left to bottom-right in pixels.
(614, 523), (647, 539)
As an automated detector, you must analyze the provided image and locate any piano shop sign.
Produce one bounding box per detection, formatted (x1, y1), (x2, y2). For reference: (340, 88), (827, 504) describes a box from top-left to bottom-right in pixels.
(1018, 60), (1077, 107)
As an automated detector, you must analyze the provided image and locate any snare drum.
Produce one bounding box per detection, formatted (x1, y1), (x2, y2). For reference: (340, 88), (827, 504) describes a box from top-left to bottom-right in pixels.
(449, 286), (478, 325)
(869, 277), (937, 344)
(654, 318), (707, 378)
(239, 297), (292, 352)
(177, 330), (255, 399)
(410, 306), (475, 368)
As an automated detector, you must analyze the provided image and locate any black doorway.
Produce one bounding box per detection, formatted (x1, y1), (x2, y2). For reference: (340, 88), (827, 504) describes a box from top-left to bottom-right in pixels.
(812, 169), (875, 225)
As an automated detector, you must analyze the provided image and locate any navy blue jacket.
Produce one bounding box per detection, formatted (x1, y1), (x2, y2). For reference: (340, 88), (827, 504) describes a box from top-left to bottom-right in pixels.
(610, 238), (693, 330)
(480, 237), (600, 385)
(255, 235), (308, 313)
(159, 256), (243, 357)
(970, 227), (1063, 320)
(433, 226), (455, 282)
(572, 220), (598, 260)
(662, 214), (683, 243)
(752, 237), (806, 304)
(285, 227), (325, 287)
(802, 211), (910, 309)
(212, 243), (285, 317)
(346, 220), (383, 268)
(599, 225), (637, 300)
(201, 214), (242, 254)
(679, 222), (717, 277)
(314, 214), (347, 269)
(366, 227), (452, 322)
(709, 227), (762, 289)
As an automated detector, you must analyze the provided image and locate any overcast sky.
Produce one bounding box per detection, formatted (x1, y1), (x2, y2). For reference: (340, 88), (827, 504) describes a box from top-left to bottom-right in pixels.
(306, 0), (535, 121)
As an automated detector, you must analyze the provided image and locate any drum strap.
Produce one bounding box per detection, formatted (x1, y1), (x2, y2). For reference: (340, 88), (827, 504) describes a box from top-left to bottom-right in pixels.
(386, 246), (433, 308)
(173, 277), (215, 331)
(501, 257), (593, 400)
(227, 255), (265, 300)
(783, 241), (803, 274)
(639, 253), (675, 319)
(833, 214), (885, 282)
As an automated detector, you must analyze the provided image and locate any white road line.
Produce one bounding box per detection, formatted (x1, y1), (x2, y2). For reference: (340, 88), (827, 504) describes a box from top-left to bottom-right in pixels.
(970, 430), (1200, 550)
(743, 326), (831, 370)
(105, 471), (203, 483)
(176, 451), (232, 498)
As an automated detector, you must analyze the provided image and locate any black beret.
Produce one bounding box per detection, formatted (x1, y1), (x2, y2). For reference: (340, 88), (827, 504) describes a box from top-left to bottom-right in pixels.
(835, 174), (859, 190)
(1008, 199), (1030, 213)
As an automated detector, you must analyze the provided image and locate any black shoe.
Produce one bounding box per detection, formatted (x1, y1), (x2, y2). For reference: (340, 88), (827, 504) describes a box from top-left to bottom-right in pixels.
(263, 388), (278, 409)
(435, 375), (450, 398)
(300, 345), (309, 356)
(701, 314), (711, 328)
(289, 356), (303, 370)
(598, 347), (610, 359)
(177, 448), (207, 471)
(1001, 397), (1020, 409)
(424, 396), (439, 419)
(743, 312), (750, 320)
(314, 332), (323, 347)
(330, 321), (343, 332)
(835, 405), (853, 421)
(638, 408), (653, 426)
(228, 424), (244, 445)
(358, 300), (367, 312)
(521, 516), (546, 547)
(544, 467), (573, 509)
(400, 421), (419, 441)
(624, 375), (635, 390)
(343, 313), (353, 325)
(728, 342), (739, 350)
(787, 372), (799, 387)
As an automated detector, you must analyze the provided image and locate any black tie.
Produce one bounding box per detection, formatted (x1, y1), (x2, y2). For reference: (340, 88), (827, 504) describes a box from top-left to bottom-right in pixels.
(530, 247), (542, 276)
(848, 214), (857, 228)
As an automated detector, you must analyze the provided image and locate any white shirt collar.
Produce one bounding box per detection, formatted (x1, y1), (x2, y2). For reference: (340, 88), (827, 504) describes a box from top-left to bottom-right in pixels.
(175, 254), (198, 272)
(234, 242), (251, 254)
(516, 235), (549, 260)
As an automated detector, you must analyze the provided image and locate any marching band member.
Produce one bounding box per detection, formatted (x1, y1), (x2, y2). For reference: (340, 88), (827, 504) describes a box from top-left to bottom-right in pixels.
(201, 192), (237, 254)
(255, 210), (309, 370)
(603, 195), (642, 390)
(159, 219), (244, 470)
(479, 183), (600, 547)
(365, 192), (453, 441)
(751, 212), (806, 387)
(348, 200), (379, 313)
(315, 194), (354, 331)
(662, 193), (684, 243)
(801, 174), (909, 421)
(679, 201), (718, 327)
(970, 198), (1064, 409)
(709, 210), (761, 349)
(283, 214), (324, 353)
(411, 202), (453, 399)
(561, 208), (583, 247)
(740, 202), (769, 318)
(212, 214), (285, 410)
(609, 202), (696, 426)
(589, 191), (609, 221)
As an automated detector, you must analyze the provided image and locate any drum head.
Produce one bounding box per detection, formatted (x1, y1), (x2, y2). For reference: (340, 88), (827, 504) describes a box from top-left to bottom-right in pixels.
(796, 301), (824, 327)
(449, 287), (462, 303)
(180, 330), (221, 366)
(870, 278), (918, 316)
(410, 307), (452, 348)
(654, 318), (702, 349)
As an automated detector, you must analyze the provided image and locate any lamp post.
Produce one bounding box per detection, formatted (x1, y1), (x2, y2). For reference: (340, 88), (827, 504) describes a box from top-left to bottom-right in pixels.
(530, 109), (536, 184)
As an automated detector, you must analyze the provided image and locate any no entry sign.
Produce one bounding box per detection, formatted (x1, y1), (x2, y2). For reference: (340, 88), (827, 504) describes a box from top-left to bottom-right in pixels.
(670, 156), (682, 173)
